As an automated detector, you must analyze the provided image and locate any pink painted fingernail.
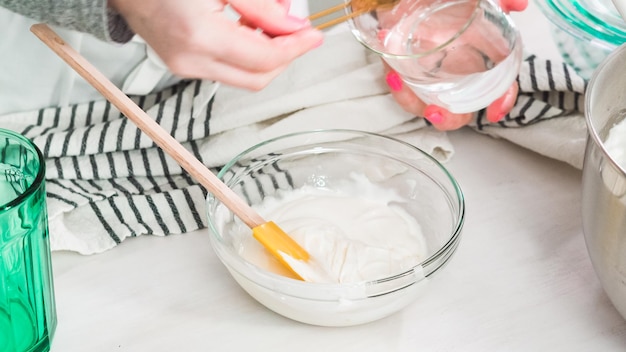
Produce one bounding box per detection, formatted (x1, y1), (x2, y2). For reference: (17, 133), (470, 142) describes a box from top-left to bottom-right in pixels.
(313, 38), (324, 49)
(287, 15), (311, 28)
(377, 29), (390, 42)
(386, 71), (403, 92)
(488, 111), (506, 123)
(425, 111), (444, 124)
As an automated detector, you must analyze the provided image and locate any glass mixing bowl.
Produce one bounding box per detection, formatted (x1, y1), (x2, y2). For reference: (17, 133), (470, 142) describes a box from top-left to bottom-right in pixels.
(536, 0), (626, 78)
(206, 130), (465, 327)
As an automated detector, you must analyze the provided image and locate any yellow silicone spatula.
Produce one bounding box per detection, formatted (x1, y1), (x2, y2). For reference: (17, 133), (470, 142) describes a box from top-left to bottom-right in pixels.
(30, 23), (309, 280)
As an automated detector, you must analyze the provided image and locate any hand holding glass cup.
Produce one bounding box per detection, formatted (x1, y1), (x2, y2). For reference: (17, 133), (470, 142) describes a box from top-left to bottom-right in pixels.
(347, 0), (523, 117)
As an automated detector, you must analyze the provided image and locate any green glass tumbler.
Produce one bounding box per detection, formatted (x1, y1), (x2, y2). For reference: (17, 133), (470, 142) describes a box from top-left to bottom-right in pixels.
(0, 129), (56, 352)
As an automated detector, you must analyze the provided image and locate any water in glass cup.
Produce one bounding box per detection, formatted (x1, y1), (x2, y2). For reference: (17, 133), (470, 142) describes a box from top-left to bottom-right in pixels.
(350, 0), (522, 113)
(0, 130), (56, 352)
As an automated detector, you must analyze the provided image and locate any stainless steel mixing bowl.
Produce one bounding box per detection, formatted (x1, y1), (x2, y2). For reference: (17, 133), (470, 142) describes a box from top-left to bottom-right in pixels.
(583, 43), (626, 320)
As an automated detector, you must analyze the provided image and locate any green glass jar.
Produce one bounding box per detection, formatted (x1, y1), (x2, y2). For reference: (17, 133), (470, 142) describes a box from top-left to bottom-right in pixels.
(0, 128), (56, 352)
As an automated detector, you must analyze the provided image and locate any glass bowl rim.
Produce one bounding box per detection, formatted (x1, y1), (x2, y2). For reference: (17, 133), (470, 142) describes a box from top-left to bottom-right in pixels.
(535, 0), (625, 49)
(346, 0), (521, 60)
(0, 128), (45, 213)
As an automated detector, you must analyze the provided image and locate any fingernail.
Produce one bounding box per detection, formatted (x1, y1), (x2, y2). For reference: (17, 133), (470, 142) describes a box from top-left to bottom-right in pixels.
(377, 30), (389, 42)
(425, 111), (444, 124)
(487, 110), (506, 123)
(386, 71), (403, 92)
(287, 15), (311, 28)
(313, 38), (324, 49)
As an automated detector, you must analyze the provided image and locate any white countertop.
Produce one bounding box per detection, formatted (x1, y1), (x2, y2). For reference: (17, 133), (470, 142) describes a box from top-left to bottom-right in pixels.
(49, 3), (626, 351)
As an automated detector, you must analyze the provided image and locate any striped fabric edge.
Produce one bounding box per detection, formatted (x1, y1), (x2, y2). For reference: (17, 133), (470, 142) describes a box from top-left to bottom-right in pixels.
(474, 55), (587, 130)
(31, 79), (218, 252)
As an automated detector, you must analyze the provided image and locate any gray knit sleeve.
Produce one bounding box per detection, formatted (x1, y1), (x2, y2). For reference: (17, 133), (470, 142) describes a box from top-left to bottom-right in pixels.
(0, 0), (134, 43)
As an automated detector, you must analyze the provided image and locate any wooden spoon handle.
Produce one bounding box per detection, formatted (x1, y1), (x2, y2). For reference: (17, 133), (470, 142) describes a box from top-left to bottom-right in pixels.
(30, 23), (264, 228)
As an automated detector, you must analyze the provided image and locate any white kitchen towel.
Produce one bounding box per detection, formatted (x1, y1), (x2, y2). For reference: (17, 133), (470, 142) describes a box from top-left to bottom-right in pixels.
(0, 31), (588, 254)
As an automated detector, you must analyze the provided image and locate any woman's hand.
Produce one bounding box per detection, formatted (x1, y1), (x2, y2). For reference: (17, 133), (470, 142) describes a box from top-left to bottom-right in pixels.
(385, 0), (528, 130)
(108, 0), (324, 90)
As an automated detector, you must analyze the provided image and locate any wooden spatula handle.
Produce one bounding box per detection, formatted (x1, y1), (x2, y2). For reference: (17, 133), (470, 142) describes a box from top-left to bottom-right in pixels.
(30, 23), (265, 228)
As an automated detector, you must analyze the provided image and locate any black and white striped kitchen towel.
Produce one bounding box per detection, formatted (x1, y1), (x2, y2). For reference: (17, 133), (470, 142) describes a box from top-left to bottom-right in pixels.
(473, 54), (588, 168)
(1, 32), (588, 254)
